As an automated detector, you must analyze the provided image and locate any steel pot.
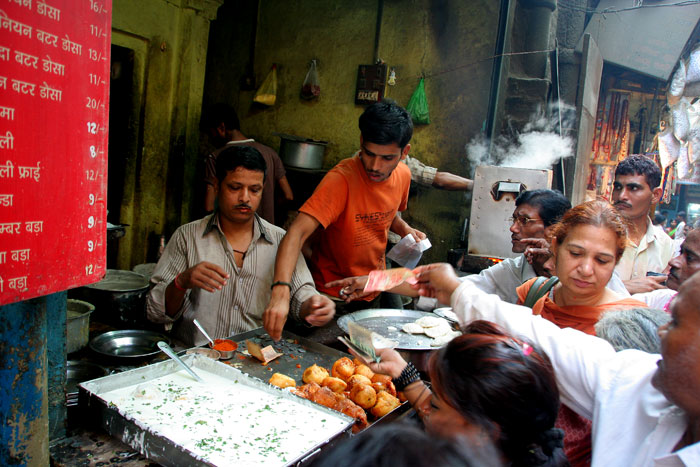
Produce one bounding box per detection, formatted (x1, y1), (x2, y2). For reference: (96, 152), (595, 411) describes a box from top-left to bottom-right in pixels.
(74, 269), (150, 326)
(66, 299), (94, 354)
(275, 133), (328, 169)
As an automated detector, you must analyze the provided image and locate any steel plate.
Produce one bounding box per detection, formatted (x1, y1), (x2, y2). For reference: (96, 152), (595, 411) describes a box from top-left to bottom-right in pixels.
(337, 309), (447, 351)
(89, 330), (170, 359)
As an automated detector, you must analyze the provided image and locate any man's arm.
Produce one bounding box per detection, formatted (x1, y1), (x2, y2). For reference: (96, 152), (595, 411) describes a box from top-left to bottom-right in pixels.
(390, 214), (426, 241)
(164, 262), (229, 316)
(277, 176), (294, 202)
(432, 171), (473, 191)
(263, 212), (321, 340)
(204, 184), (216, 213)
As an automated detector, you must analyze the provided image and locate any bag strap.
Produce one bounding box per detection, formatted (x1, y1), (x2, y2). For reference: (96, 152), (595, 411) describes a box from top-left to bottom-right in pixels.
(523, 276), (559, 309)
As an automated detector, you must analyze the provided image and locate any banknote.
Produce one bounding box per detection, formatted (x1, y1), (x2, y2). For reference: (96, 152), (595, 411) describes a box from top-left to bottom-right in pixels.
(363, 267), (418, 293)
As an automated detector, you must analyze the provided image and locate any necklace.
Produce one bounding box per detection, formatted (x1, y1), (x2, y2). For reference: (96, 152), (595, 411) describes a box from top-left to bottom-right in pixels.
(232, 248), (247, 256)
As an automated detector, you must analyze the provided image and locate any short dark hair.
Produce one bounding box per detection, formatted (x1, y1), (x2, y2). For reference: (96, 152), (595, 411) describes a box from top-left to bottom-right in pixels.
(615, 155), (662, 189)
(203, 103), (240, 132)
(653, 213), (666, 226)
(215, 145), (266, 183)
(308, 423), (501, 467)
(515, 189), (571, 227)
(678, 211), (687, 221)
(358, 99), (413, 148)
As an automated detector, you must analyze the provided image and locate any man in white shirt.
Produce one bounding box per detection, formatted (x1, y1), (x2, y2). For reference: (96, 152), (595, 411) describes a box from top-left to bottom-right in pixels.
(612, 155), (673, 294)
(634, 228), (700, 311)
(463, 189), (571, 303)
(412, 264), (700, 466)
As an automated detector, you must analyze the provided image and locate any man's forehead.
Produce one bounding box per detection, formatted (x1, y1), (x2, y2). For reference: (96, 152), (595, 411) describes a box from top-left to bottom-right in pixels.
(614, 173), (649, 188)
(514, 203), (539, 215)
(683, 230), (700, 254)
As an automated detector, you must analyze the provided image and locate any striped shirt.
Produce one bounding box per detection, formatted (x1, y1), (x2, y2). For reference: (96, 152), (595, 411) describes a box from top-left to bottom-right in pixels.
(146, 214), (317, 346)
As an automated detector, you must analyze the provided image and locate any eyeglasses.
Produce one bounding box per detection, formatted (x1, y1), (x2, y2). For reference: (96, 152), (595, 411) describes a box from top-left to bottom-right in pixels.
(509, 215), (543, 227)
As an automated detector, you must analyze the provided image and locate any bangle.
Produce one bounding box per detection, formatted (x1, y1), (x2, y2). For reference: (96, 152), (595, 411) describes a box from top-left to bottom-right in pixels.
(173, 274), (187, 292)
(271, 281), (292, 291)
(393, 362), (420, 391)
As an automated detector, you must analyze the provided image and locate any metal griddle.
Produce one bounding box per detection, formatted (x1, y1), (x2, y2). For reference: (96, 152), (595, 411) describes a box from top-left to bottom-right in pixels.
(219, 328), (351, 384)
(337, 309), (452, 351)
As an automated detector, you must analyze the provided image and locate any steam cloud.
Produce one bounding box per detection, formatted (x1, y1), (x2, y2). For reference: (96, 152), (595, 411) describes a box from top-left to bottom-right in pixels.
(466, 104), (575, 174)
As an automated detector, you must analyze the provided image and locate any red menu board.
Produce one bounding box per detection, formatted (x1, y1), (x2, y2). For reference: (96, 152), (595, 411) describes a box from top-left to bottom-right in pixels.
(0, 0), (111, 305)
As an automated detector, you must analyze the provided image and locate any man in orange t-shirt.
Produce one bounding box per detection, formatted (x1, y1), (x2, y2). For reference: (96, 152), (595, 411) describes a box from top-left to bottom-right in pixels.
(263, 101), (421, 341)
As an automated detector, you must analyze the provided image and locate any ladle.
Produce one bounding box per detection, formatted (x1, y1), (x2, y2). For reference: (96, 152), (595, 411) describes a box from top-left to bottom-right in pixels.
(157, 341), (203, 382)
(193, 319), (215, 346)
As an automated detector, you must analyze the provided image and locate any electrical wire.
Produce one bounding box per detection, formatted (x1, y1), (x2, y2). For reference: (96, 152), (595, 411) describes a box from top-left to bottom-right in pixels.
(421, 48), (554, 80)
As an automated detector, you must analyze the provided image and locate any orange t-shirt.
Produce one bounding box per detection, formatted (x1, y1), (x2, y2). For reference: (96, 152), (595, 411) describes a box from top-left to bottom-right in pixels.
(516, 277), (647, 335)
(300, 154), (411, 300)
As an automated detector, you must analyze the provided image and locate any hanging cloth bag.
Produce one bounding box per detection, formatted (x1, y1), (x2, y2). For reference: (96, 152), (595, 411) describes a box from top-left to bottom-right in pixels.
(301, 59), (320, 100)
(406, 77), (430, 124)
(254, 64), (278, 106)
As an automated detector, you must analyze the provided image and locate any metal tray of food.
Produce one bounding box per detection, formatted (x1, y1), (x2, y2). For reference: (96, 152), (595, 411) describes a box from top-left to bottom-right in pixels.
(219, 328), (411, 428)
(337, 309), (454, 351)
(79, 354), (353, 467)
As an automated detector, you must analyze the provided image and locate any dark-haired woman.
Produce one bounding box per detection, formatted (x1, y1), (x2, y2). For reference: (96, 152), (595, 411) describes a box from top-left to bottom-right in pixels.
(363, 321), (569, 467)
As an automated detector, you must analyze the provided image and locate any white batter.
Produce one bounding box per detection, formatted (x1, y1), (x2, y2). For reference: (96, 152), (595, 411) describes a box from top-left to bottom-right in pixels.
(99, 368), (349, 466)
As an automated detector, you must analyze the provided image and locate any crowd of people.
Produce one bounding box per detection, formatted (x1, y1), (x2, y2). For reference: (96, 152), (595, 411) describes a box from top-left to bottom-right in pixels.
(145, 100), (699, 465)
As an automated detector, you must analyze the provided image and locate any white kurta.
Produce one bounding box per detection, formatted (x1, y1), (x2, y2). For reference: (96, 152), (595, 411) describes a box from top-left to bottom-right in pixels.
(450, 280), (699, 466)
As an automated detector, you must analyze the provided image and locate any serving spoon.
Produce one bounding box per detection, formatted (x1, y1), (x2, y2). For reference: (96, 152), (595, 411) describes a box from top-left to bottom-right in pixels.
(193, 319), (215, 346)
(157, 341), (203, 382)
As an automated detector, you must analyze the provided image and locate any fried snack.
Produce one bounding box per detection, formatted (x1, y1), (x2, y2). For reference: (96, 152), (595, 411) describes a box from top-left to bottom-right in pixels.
(310, 386), (340, 410)
(352, 358), (364, 367)
(303, 364), (329, 385)
(321, 376), (347, 393)
(269, 373), (296, 389)
(292, 382), (320, 400)
(331, 357), (356, 382)
(346, 374), (372, 392)
(370, 390), (401, 418)
(371, 373), (392, 386)
(397, 391), (408, 403)
(350, 383), (377, 409)
(336, 397), (368, 430)
(354, 364), (374, 380)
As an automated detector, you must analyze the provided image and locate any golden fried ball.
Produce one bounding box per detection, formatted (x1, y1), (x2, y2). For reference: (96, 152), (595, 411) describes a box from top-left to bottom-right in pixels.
(346, 374), (372, 392)
(354, 364), (375, 380)
(302, 364), (329, 385)
(331, 357), (356, 382)
(350, 382), (377, 409)
(321, 376), (348, 393)
(371, 373), (392, 386)
(269, 373), (296, 389)
(370, 390), (400, 418)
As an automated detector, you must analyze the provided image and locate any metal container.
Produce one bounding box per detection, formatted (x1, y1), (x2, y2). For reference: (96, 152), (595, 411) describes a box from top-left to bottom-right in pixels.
(76, 269), (150, 325)
(276, 133), (328, 169)
(89, 329), (170, 361)
(79, 354), (353, 466)
(66, 299), (94, 354)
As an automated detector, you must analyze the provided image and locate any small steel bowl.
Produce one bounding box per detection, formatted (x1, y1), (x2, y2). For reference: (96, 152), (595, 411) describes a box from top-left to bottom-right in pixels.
(186, 347), (221, 360)
(209, 338), (238, 360)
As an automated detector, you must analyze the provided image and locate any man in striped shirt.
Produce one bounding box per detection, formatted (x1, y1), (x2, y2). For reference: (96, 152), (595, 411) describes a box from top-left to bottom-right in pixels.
(147, 146), (335, 346)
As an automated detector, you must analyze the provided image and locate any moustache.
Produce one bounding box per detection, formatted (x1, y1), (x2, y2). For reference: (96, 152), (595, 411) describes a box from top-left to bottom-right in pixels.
(235, 204), (253, 210)
(614, 201), (633, 209)
(668, 267), (679, 281)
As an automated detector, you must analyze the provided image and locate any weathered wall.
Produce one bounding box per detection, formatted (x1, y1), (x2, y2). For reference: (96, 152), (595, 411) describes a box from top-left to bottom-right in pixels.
(204, 0), (499, 263)
(111, 0), (221, 269)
